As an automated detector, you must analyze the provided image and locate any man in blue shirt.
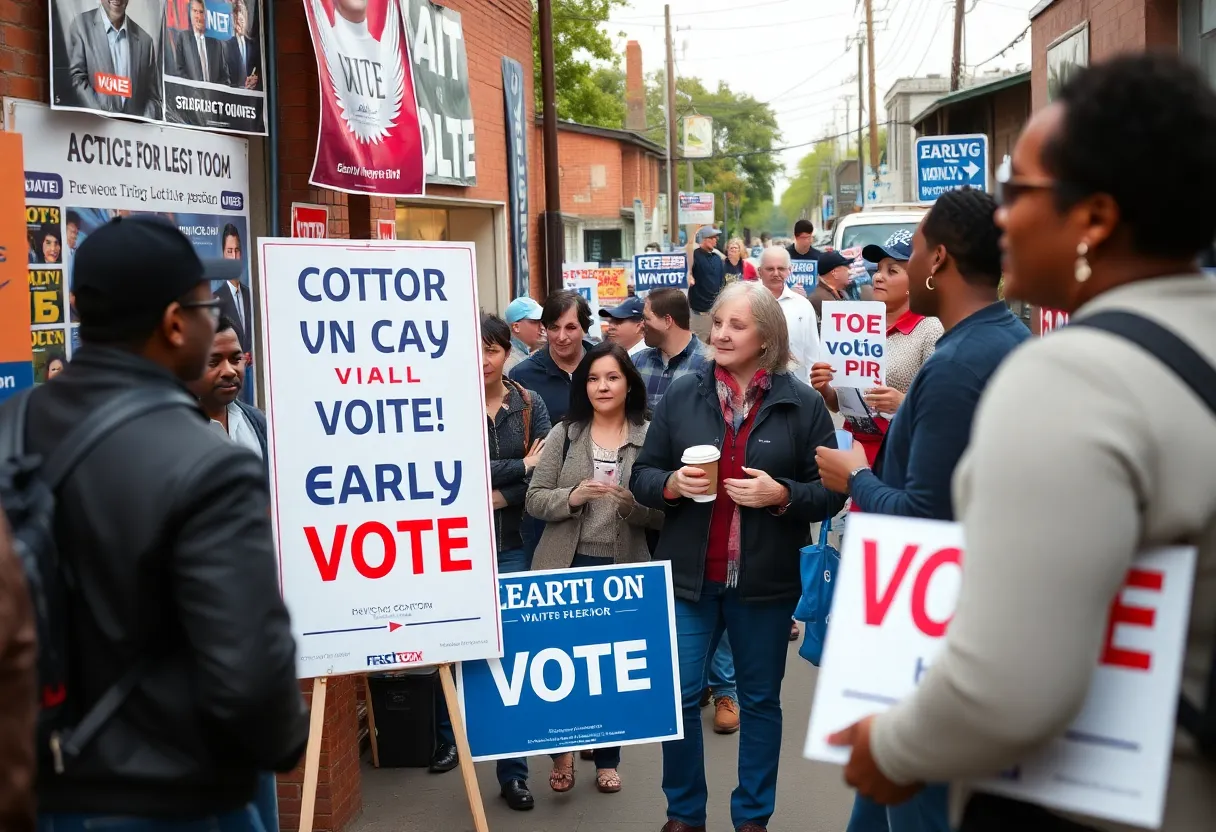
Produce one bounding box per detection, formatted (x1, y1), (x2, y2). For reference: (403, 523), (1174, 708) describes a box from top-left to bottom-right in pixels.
(688, 225), (725, 343)
(814, 188), (1029, 832)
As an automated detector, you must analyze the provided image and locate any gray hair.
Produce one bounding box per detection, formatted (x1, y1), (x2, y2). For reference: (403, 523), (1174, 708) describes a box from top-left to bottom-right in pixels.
(758, 246), (792, 270)
(708, 282), (792, 375)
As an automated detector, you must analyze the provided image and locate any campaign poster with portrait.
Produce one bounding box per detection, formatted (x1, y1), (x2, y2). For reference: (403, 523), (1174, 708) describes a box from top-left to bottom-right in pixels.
(48, 0), (268, 136)
(6, 100), (253, 395)
(302, 0), (426, 197)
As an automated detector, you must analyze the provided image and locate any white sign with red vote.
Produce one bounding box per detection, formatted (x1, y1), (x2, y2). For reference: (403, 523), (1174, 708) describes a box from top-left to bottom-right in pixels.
(258, 238), (502, 679)
(820, 301), (887, 388)
(804, 513), (1195, 829)
(291, 203), (329, 239)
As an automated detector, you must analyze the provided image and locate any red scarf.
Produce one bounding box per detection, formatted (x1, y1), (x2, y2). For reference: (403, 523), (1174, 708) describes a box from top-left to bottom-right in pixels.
(713, 366), (770, 588)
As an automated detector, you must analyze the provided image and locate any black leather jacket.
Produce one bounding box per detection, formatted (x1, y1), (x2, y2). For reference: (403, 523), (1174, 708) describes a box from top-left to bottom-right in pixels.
(5, 346), (307, 815)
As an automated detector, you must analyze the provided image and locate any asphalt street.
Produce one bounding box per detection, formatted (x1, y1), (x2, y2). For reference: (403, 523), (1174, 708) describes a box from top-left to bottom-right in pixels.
(352, 646), (855, 832)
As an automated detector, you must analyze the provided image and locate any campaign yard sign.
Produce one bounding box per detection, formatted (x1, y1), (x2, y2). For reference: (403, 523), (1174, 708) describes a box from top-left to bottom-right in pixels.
(787, 259), (818, 291)
(563, 276), (602, 340)
(459, 562), (682, 760)
(820, 301), (886, 387)
(258, 238), (502, 678)
(633, 252), (688, 293)
(805, 514), (1195, 830)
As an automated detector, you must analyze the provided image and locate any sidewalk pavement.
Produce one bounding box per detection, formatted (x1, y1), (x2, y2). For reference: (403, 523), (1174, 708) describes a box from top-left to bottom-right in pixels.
(352, 646), (855, 832)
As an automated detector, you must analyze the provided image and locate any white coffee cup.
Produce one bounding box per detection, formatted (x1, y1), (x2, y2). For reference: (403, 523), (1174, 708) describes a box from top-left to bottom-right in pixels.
(681, 445), (721, 503)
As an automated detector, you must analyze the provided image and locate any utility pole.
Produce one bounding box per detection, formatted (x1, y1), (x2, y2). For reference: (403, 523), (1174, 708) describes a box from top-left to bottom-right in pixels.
(951, 0), (966, 90)
(857, 37), (865, 210)
(665, 5), (680, 246)
(864, 0), (880, 181)
(538, 0), (563, 294)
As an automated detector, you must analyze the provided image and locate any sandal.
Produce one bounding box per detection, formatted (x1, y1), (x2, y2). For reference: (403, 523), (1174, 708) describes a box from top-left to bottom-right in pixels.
(549, 752), (575, 792)
(596, 768), (622, 793)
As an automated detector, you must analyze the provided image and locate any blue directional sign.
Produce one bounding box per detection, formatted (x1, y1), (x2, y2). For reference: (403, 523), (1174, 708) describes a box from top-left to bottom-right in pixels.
(914, 133), (989, 203)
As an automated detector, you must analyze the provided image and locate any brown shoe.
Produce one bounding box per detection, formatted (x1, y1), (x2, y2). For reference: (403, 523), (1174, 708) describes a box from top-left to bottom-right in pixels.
(737, 824), (767, 832)
(660, 822), (706, 832)
(713, 696), (740, 734)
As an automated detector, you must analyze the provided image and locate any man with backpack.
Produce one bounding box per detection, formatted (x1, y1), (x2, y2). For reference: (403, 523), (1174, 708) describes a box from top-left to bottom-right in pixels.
(0, 215), (307, 829)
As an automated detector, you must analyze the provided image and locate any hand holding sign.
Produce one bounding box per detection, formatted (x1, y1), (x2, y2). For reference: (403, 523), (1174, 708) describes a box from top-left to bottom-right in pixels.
(828, 715), (923, 805)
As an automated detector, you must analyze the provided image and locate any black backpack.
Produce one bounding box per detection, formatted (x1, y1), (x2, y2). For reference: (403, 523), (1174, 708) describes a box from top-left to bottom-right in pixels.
(0, 386), (195, 772)
(1073, 310), (1216, 758)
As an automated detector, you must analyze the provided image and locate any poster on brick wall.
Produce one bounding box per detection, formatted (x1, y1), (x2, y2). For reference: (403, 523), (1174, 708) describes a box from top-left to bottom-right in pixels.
(404, 0), (476, 187)
(6, 99), (254, 392)
(47, 0), (269, 136)
(303, 0), (426, 197)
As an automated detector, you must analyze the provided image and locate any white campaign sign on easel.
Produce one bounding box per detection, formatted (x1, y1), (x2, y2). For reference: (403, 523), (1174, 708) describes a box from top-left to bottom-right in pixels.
(805, 514), (1195, 830)
(258, 238), (503, 678)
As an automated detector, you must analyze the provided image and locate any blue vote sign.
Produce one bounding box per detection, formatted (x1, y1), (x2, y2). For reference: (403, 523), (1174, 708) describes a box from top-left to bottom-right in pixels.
(458, 562), (682, 760)
(633, 252), (689, 293)
(914, 134), (989, 202)
(787, 259), (818, 291)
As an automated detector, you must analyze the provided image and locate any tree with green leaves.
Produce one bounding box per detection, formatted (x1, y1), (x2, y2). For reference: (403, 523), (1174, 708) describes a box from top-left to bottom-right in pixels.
(533, 0), (628, 128)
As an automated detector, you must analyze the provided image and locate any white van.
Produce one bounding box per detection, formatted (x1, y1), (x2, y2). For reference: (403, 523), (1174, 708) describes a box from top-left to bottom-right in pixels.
(830, 203), (929, 254)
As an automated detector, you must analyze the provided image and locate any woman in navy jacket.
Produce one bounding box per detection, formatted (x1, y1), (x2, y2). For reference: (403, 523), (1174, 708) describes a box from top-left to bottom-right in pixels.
(631, 281), (846, 832)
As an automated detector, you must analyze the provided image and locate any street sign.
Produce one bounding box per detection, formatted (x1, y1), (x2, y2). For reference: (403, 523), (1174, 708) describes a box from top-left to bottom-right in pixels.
(914, 133), (989, 202)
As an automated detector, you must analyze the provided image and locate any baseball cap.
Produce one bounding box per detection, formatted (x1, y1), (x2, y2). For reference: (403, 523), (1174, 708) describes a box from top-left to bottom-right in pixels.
(817, 250), (851, 273)
(862, 228), (916, 265)
(504, 296), (543, 324)
(695, 225), (722, 243)
(598, 297), (645, 320)
(74, 214), (243, 340)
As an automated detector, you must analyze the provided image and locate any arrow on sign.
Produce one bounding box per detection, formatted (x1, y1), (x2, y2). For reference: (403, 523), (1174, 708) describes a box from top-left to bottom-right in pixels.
(963, 161), (981, 179)
(302, 622), (404, 637)
(388, 621), (402, 632)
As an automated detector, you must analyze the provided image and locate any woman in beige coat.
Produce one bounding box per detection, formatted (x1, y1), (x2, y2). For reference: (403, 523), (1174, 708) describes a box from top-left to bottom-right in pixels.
(525, 341), (664, 797)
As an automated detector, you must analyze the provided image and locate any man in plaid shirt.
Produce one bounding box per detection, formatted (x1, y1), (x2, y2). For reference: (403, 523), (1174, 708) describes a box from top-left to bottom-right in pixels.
(633, 288), (711, 411)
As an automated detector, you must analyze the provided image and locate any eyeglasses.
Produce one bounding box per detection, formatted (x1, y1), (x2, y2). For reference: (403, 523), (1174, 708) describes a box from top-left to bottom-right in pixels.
(179, 299), (223, 321)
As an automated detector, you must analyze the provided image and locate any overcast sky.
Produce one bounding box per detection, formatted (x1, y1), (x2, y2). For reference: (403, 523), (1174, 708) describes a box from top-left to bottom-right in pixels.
(614, 0), (1036, 201)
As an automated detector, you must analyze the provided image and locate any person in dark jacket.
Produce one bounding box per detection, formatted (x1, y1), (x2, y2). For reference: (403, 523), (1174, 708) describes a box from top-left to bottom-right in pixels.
(509, 290), (594, 424)
(632, 281), (846, 832)
(0, 506), (35, 832)
(815, 189), (1029, 832)
(187, 316), (266, 462)
(787, 218), (823, 262)
(1, 215), (308, 827)
(431, 314), (549, 811)
(688, 226), (725, 342)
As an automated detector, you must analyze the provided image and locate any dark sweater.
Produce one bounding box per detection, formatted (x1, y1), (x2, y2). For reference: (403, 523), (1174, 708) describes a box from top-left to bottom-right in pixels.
(489, 381), (551, 552)
(850, 302), (1029, 520)
(508, 341), (593, 423)
(689, 247), (725, 313)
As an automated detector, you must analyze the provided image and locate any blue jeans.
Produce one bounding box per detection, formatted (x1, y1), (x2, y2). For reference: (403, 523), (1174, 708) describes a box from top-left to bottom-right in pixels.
(254, 772), (278, 832)
(847, 786), (951, 832)
(662, 581), (796, 830)
(558, 553), (621, 769)
(39, 806), (265, 832)
(436, 546), (530, 786)
(703, 630), (737, 701)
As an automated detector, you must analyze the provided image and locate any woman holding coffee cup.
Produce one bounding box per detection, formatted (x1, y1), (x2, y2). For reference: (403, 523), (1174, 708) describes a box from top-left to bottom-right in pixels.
(526, 341), (664, 797)
(631, 281), (846, 832)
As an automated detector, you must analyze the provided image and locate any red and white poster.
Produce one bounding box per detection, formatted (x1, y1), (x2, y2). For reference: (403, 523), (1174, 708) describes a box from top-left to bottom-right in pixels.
(376, 218), (396, 240)
(291, 203), (329, 238)
(1040, 307), (1069, 335)
(302, 0), (426, 197)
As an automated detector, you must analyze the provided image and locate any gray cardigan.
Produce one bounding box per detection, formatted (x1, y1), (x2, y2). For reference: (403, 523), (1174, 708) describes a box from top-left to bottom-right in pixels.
(526, 420), (664, 571)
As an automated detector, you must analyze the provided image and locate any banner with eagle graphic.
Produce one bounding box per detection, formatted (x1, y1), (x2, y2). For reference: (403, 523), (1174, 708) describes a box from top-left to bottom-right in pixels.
(303, 0), (426, 196)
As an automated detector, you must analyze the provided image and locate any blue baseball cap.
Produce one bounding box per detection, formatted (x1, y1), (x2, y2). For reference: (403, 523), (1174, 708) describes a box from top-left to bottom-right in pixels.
(862, 228), (915, 264)
(599, 297), (645, 320)
(695, 225), (722, 243)
(504, 296), (543, 324)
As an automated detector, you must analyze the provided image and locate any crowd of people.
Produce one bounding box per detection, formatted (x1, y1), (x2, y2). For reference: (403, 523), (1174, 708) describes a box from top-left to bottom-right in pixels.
(0, 52), (1214, 832)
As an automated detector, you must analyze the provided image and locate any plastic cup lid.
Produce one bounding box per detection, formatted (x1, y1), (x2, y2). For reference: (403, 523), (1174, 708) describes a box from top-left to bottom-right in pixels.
(681, 445), (721, 464)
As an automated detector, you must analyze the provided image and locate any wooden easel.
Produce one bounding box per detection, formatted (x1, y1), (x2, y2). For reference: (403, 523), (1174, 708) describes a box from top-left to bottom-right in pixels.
(298, 665), (489, 832)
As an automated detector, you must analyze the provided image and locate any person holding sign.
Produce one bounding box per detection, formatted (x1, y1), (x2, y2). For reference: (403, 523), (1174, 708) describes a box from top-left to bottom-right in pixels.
(632, 282), (846, 832)
(526, 342), (664, 796)
(811, 236), (943, 466)
(813, 189), (1027, 831)
(825, 55), (1216, 832)
(756, 246), (820, 385)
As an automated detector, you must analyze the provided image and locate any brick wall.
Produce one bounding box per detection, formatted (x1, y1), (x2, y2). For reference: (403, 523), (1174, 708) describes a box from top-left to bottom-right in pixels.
(553, 130), (662, 221)
(0, 0), (49, 102)
(1030, 0), (1178, 110)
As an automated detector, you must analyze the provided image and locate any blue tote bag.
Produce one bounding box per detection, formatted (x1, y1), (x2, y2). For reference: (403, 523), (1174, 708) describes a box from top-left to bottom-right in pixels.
(794, 517), (841, 666)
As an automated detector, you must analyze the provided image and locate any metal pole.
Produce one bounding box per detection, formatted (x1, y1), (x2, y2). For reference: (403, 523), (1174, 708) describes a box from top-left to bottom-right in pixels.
(539, 0), (564, 295)
(665, 5), (680, 244)
(858, 38), (865, 211)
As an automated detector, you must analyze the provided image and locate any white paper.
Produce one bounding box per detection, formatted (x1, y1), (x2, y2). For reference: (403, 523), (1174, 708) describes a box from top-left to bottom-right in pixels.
(820, 301), (887, 388)
(805, 514), (1195, 829)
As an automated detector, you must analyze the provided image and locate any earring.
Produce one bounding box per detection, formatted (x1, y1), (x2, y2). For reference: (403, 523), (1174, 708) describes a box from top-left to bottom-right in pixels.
(926, 274), (935, 291)
(1075, 241), (1092, 283)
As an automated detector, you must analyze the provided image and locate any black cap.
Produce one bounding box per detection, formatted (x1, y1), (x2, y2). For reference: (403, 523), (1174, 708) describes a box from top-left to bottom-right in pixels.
(598, 297), (646, 319)
(817, 250), (851, 273)
(74, 215), (243, 340)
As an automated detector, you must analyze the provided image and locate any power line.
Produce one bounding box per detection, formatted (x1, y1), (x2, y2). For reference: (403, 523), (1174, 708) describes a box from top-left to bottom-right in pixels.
(599, 0), (803, 20)
(911, 4), (952, 77)
(967, 24), (1030, 67)
(691, 121), (917, 160)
